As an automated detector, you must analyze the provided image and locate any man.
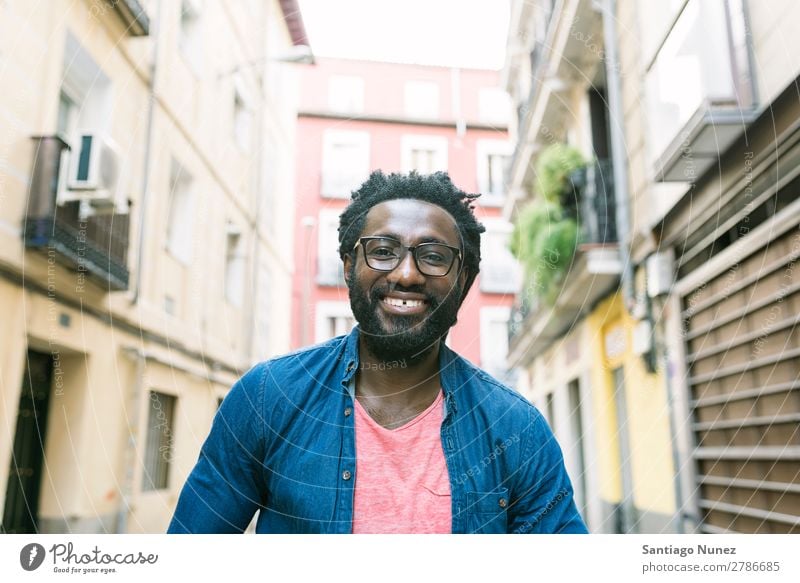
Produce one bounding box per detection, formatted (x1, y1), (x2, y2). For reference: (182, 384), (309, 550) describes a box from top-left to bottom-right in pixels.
(168, 171), (587, 534)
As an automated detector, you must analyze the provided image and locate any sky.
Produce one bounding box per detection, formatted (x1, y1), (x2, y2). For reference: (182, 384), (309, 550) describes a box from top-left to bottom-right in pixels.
(297, 0), (511, 70)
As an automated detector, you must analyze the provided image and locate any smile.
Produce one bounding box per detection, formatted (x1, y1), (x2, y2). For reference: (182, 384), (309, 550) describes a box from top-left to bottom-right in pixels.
(380, 296), (429, 315)
(383, 297), (426, 307)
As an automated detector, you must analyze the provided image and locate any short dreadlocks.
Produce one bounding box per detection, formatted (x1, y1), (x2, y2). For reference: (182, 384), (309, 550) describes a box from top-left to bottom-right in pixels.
(338, 170), (485, 303)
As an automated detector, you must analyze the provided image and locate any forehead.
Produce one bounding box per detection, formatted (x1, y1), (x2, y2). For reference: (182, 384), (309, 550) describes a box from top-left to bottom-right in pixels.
(361, 199), (461, 245)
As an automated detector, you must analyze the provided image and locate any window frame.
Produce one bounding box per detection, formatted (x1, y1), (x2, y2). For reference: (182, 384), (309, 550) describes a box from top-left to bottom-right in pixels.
(141, 390), (177, 493)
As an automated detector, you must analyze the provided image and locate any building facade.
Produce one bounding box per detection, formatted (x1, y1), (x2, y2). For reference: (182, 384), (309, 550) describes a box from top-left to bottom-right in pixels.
(505, 0), (800, 534)
(0, 0), (306, 533)
(622, 0), (800, 534)
(292, 57), (520, 380)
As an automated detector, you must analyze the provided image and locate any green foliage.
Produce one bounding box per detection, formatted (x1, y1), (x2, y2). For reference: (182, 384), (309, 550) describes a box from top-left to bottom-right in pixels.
(508, 143), (586, 305)
(510, 201), (578, 304)
(535, 143), (587, 204)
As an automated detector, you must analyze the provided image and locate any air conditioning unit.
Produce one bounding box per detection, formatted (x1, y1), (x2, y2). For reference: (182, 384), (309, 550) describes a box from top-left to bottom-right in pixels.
(57, 133), (121, 214)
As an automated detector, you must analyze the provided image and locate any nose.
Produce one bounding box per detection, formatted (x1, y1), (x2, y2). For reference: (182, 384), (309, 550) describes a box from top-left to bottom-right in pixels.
(385, 248), (426, 287)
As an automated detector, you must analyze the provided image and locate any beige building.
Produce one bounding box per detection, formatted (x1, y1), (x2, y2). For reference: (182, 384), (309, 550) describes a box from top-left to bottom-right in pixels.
(0, 0), (308, 533)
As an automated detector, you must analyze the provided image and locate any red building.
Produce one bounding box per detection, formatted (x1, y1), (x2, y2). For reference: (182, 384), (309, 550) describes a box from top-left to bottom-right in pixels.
(292, 57), (519, 380)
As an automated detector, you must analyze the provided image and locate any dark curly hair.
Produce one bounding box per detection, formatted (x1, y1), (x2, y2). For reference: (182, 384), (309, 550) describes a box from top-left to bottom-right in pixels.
(338, 170), (485, 303)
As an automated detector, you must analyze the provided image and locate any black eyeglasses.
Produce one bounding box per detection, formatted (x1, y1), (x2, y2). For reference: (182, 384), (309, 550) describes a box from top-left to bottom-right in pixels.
(353, 236), (462, 277)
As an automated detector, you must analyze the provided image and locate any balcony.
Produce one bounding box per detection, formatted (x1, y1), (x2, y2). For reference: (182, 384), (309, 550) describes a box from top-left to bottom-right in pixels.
(23, 136), (131, 291)
(505, 0), (605, 216)
(645, 0), (758, 182)
(105, 0), (150, 36)
(571, 159), (620, 272)
(507, 159), (620, 365)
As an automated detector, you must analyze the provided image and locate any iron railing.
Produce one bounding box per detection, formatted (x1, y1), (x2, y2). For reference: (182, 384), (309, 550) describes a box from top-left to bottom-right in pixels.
(23, 136), (131, 290)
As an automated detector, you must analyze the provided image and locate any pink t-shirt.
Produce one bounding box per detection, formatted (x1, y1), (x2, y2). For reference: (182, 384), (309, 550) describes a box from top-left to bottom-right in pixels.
(352, 390), (452, 533)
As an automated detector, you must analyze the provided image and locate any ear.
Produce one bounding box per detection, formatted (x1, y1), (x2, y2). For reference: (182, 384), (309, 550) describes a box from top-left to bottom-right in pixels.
(457, 267), (469, 302)
(343, 253), (352, 285)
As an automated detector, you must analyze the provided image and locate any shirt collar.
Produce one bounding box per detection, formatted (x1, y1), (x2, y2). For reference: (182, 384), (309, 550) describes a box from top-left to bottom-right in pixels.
(339, 325), (459, 417)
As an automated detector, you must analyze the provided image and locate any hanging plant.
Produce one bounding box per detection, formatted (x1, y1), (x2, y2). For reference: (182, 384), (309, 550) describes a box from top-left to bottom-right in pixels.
(535, 143), (587, 209)
(510, 200), (578, 305)
(508, 143), (588, 306)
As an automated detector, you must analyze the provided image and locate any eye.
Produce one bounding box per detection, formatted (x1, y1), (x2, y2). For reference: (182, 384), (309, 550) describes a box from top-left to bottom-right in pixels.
(368, 246), (398, 258)
(419, 250), (447, 265)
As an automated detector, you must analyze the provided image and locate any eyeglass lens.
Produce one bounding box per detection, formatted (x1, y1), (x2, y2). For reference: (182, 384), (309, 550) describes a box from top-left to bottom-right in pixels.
(362, 237), (455, 276)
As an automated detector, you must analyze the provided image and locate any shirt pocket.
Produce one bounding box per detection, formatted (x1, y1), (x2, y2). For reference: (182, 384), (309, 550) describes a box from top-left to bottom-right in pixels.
(464, 488), (509, 534)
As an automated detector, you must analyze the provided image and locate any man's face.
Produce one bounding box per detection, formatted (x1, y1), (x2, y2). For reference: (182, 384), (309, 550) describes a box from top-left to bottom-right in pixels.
(343, 199), (468, 364)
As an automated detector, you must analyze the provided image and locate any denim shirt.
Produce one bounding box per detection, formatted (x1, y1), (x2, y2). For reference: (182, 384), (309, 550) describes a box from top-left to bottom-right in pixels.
(168, 326), (588, 534)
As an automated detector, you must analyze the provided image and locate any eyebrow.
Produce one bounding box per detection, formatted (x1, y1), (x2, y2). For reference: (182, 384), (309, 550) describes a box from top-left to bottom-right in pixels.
(369, 232), (455, 246)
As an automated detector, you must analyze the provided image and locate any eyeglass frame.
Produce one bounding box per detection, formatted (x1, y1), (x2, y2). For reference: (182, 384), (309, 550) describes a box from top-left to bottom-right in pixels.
(352, 236), (463, 277)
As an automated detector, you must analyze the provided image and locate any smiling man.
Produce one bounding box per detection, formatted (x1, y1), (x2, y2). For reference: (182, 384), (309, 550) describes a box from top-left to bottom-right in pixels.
(168, 171), (587, 534)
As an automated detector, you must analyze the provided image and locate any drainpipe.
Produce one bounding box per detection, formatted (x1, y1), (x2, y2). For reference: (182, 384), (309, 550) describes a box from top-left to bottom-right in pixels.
(601, 0), (634, 311)
(130, 0), (162, 305)
(244, 85), (264, 366)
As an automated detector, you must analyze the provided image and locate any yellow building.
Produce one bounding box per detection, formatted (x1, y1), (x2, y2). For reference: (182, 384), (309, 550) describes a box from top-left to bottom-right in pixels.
(0, 0), (308, 533)
(503, 0), (678, 532)
(508, 0), (800, 533)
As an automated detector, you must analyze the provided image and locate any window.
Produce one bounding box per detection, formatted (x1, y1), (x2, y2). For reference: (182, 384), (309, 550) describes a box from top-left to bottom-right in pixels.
(479, 219), (521, 293)
(164, 295), (176, 316)
(233, 81), (252, 151)
(404, 81), (439, 119)
(401, 135), (447, 174)
(57, 91), (78, 138)
(321, 130), (370, 198)
(478, 88), (512, 125)
(224, 222), (245, 307)
(486, 154), (507, 195)
(315, 301), (355, 342)
(545, 392), (556, 433)
(642, 0), (754, 165)
(328, 75), (364, 114)
(179, 0), (203, 73)
(568, 379), (589, 518)
(480, 306), (511, 380)
(58, 33), (112, 195)
(165, 159), (194, 265)
(317, 209), (345, 286)
(476, 140), (512, 204)
(142, 391), (176, 492)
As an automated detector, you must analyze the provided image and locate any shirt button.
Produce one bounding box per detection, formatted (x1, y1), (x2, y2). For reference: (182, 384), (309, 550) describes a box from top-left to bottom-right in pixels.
(344, 407), (352, 417)
(499, 498), (508, 508)
(342, 470), (352, 481)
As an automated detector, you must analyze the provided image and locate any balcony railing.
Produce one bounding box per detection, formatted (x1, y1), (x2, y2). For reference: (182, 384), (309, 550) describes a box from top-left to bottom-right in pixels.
(23, 136), (131, 291)
(569, 158), (618, 246)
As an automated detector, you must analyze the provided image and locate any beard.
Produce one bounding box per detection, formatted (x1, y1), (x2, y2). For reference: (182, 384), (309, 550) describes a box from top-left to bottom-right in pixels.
(347, 263), (462, 365)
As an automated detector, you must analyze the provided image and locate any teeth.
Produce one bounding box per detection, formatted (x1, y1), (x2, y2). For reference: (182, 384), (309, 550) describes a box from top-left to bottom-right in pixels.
(384, 297), (424, 307)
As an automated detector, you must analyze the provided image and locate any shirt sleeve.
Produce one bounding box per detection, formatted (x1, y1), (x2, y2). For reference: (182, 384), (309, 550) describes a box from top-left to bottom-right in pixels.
(507, 407), (589, 534)
(167, 365), (267, 533)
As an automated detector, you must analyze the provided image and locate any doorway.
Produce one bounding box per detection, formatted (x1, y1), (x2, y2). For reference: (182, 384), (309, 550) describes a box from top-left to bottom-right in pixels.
(1, 350), (54, 533)
(612, 366), (637, 533)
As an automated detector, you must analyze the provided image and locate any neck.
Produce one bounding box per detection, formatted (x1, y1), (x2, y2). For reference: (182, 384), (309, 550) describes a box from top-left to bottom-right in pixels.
(356, 336), (442, 401)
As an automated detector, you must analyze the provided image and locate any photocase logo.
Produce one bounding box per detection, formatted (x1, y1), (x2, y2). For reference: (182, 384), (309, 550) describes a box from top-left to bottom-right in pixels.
(19, 543), (46, 571)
